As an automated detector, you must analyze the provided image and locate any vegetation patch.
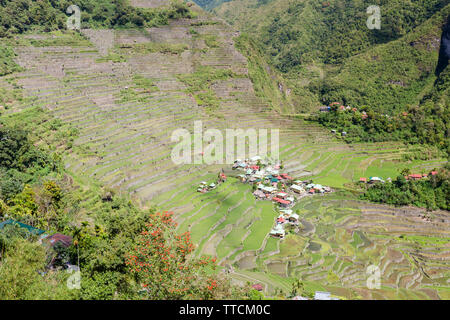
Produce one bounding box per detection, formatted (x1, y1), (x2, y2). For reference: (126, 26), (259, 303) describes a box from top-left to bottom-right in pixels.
(0, 44), (22, 77)
(362, 166), (450, 211)
(118, 42), (189, 55)
(177, 66), (240, 111)
(203, 35), (220, 48)
(0, 0), (194, 36)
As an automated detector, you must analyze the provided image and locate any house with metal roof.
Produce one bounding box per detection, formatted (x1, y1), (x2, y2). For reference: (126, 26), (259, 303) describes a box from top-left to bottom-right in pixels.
(369, 177), (384, 183)
(288, 213), (300, 224)
(253, 190), (266, 199)
(276, 216), (286, 224)
(269, 224), (285, 238)
(280, 209), (293, 216)
(290, 184), (304, 193)
(259, 186), (277, 193)
(42, 233), (73, 249)
(314, 291), (339, 300)
(276, 192), (288, 199)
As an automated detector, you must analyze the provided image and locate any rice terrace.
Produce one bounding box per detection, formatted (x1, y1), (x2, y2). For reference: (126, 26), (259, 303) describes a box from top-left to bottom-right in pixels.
(0, 0), (448, 301)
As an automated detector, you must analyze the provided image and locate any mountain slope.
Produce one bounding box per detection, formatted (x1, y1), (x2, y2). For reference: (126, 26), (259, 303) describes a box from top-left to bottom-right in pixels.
(314, 5), (450, 111)
(206, 0), (449, 153)
(212, 0), (449, 69)
(210, 1), (450, 109)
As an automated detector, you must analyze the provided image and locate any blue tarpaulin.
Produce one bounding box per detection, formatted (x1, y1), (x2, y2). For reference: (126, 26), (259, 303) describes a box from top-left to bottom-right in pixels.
(0, 219), (46, 236)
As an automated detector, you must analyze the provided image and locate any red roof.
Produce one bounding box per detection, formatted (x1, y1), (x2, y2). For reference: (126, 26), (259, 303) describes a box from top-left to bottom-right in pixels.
(360, 177), (367, 182)
(280, 174), (293, 180)
(273, 197), (290, 205)
(430, 171), (438, 176)
(277, 217), (286, 223)
(250, 166), (260, 170)
(252, 284), (263, 291)
(409, 174), (423, 179)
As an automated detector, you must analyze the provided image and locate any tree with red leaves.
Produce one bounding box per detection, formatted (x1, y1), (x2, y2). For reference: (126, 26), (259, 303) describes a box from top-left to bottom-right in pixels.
(126, 211), (247, 300)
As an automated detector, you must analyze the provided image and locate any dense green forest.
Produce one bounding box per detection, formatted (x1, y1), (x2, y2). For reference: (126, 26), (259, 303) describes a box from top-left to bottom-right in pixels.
(312, 63), (450, 154)
(312, 6), (450, 111)
(210, 0), (448, 70)
(210, 0), (450, 109)
(0, 0), (192, 37)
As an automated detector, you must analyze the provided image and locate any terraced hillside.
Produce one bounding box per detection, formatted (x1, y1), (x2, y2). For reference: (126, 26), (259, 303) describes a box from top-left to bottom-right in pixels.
(1, 3), (448, 299)
(157, 176), (450, 300)
(8, 26), (445, 204)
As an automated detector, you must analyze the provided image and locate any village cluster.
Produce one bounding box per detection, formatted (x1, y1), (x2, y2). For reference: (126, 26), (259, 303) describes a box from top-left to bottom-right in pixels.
(232, 156), (332, 239)
(195, 156), (333, 239)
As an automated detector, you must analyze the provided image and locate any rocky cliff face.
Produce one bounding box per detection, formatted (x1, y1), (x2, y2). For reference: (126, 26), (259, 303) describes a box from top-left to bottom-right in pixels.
(437, 15), (450, 76)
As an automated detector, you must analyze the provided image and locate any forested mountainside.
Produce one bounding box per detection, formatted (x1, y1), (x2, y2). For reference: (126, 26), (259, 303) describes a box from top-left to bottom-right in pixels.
(0, 0), (192, 36)
(206, 0), (447, 67)
(196, 0), (450, 153)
